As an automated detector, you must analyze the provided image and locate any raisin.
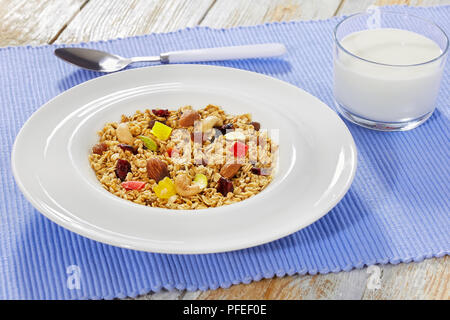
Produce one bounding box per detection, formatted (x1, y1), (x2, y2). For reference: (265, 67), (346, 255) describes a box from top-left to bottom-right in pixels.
(251, 166), (271, 176)
(92, 143), (107, 155)
(115, 159), (131, 181)
(217, 177), (234, 196)
(152, 109), (170, 117)
(118, 143), (137, 154)
(216, 123), (234, 135)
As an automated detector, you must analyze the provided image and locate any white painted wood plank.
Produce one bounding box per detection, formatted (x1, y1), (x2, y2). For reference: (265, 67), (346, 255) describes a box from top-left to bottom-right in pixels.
(181, 270), (368, 300)
(338, 0), (450, 15)
(141, 257), (448, 300)
(362, 257), (449, 300)
(0, 0), (86, 47)
(55, 0), (215, 44)
(128, 289), (184, 300)
(200, 0), (342, 28)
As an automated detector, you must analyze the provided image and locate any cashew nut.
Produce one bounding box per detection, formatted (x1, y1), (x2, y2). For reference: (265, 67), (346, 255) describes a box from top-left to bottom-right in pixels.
(199, 115), (223, 132)
(116, 123), (134, 145)
(174, 173), (202, 197)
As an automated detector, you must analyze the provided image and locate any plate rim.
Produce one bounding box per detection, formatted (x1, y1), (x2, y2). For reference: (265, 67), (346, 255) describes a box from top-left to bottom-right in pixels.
(11, 64), (357, 253)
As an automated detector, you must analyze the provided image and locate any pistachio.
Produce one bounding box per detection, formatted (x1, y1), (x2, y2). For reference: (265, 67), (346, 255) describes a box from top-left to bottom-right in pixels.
(116, 123), (134, 145)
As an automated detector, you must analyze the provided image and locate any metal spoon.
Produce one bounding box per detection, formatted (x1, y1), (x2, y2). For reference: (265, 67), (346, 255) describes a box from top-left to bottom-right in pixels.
(54, 43), (286, 73)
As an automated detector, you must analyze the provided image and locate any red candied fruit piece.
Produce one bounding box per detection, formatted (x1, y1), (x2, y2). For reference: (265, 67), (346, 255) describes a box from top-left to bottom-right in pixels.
(230, 141), (248, 158)
(217, 177), (234, 196)
(121, 181), (146, 191)
(115, 159), (131, 181)
(152, 109), (170, 117)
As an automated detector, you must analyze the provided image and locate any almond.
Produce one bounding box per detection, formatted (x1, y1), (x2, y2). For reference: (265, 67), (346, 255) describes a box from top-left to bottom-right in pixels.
(251, 121), (261, 131)
(146, 158), (169, 182)
(179, 110), (200, 127)
(220, 163), (242, 179)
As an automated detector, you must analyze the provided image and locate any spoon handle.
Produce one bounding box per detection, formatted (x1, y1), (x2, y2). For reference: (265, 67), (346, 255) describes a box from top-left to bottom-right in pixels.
(160, 43), (286, 63)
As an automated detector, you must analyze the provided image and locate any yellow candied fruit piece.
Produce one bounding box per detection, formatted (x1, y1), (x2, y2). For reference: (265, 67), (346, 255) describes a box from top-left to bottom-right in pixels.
(153, 177), (176, 199)
(151, 121), (172, 141)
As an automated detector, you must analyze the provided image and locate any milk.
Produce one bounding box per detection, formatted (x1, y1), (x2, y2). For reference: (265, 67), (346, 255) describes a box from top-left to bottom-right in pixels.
(334, 28), (444, 123)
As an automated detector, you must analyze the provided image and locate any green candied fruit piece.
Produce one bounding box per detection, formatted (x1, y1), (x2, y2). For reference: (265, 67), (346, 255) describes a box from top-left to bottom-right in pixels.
(193, 173), (208, 190)
(137, 135), (158, 151)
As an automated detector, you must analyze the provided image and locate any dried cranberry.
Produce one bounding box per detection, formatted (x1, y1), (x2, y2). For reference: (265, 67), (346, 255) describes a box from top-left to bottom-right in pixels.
(118, 143), (137, 154)
(251, 167), (261, 175)
(251, 121), (261, 131)
(152, 109), (170, 117)
(115, 159), (131, 181)
(92, 143), (107, 155)
(217, 177), (234, 196)
(251, 166), (271, 176)
(216, 123), (234, 135)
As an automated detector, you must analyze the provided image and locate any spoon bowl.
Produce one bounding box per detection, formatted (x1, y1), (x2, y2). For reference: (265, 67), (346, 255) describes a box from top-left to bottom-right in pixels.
(54, 48), (139, 72)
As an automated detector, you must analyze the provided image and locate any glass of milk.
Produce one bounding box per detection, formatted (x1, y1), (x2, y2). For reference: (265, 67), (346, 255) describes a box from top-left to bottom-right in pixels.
(333, 10), (448, 131)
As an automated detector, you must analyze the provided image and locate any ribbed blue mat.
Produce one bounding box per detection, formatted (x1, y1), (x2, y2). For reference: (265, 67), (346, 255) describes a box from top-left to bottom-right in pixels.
(1, 5), (449, 299)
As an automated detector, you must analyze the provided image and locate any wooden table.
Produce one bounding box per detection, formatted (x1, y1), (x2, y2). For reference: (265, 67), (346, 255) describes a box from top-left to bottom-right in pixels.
(2, 0), (448, 300)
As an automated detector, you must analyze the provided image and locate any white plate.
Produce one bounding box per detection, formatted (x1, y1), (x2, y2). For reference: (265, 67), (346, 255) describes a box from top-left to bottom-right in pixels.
(12, 65), (357, 254)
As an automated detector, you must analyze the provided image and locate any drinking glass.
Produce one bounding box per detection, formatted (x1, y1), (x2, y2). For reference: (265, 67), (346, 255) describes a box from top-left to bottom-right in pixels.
(333, 10), (448, 131)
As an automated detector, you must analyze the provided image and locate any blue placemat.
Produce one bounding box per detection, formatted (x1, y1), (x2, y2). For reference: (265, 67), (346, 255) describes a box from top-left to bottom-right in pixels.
(1, 5), (449, 299)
